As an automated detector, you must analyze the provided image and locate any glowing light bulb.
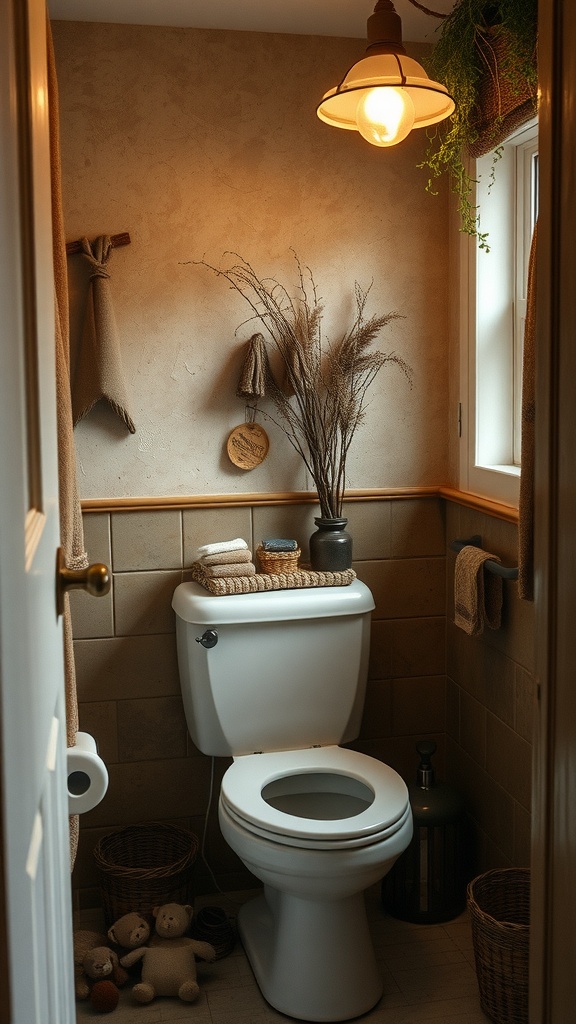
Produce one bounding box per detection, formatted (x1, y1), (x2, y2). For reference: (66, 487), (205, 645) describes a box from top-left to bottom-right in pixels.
(356, 87), (415, 147)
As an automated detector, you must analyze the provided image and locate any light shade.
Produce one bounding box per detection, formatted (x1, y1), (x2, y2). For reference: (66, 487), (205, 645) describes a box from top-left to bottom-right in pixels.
(317, 1), (455, 145)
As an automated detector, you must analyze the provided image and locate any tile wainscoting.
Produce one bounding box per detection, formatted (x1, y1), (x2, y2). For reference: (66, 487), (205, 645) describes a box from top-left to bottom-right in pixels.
(70, 494), (534, 914)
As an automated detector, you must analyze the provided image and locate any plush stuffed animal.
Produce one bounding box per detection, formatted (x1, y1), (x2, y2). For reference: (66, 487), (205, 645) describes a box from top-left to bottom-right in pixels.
(107, 912), (151, 953)
(73, 930), (108, 999)
(120, 903), (216, 1003)
(74, 942), (128, 1001)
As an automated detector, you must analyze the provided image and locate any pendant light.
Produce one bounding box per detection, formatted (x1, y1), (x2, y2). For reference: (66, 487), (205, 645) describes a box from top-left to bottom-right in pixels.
(317, 0), (455, 147)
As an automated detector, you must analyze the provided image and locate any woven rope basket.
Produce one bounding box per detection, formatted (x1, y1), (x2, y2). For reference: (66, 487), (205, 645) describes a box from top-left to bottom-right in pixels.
(256, 546), (301, 574)
(467, 868), (530, 1024)
(94, 822), (199, 926)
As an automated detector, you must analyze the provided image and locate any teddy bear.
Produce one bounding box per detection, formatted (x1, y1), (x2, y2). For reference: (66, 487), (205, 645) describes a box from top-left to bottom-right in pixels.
(120, 902), (216, 1003)
(73, 934), (128, 1001)
(107, 911), (151, 954)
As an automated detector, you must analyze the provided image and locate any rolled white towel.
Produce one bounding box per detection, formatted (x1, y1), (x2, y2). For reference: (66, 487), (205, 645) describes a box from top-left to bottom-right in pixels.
(196, 537), (249, 558)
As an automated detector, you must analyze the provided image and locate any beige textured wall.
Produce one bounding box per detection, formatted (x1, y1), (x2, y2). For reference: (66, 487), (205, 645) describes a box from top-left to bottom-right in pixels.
(52, 21), (450, 500)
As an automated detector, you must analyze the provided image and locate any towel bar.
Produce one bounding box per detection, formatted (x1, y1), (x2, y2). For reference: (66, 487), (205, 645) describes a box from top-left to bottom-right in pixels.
(66, 231), (131, 256)
(450, 536), (519, 580)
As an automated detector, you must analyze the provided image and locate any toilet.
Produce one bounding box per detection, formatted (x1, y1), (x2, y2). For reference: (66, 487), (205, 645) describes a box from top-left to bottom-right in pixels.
(172, 579), (412, 1022)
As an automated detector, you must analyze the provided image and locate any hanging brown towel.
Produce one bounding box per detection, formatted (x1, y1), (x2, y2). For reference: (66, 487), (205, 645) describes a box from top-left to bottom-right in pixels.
(47, 17), (88, 869)
(71, 235), (136, 433)
(237, 333), (268, 400)
(454, 545), (503, 637)
(518, 223), (538, 601)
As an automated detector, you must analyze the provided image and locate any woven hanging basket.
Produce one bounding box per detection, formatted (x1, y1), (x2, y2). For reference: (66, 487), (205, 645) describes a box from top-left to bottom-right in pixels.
(467, 868), (530, 1024)
(94, 822), (199, 926)
(468, 26), (537, 160)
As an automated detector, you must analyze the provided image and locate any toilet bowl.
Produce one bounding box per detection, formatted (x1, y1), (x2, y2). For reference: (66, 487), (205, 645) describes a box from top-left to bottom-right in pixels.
(219, 746), (411, 1021)
(172, 580), (413, 1021)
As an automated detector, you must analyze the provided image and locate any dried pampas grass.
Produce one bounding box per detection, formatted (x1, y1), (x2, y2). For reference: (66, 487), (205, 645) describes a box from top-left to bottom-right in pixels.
(195, 252), (411, 520)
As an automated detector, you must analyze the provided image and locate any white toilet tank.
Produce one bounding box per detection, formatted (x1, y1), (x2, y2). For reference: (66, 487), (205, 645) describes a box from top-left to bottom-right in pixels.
(172, 580), (375, 757)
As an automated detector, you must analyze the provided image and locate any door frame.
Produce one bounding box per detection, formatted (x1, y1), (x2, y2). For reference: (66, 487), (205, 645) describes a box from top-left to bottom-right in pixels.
(530, 0), (576, 1020)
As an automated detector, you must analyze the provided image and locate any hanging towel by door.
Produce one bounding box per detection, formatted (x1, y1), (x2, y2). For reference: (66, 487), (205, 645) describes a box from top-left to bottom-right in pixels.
(71, 235), (136, 433)
(454, 545), (503, 637)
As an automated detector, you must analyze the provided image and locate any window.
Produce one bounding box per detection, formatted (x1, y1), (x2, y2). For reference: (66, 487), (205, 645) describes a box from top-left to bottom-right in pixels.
(459, 120), (538, 506)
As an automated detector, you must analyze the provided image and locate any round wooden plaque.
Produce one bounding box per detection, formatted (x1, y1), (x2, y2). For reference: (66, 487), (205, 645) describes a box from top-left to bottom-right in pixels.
(226, 422), (269, 470)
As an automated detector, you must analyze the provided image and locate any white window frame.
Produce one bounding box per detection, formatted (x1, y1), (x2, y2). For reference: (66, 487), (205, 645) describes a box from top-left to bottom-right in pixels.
(459, 119), (538, 507)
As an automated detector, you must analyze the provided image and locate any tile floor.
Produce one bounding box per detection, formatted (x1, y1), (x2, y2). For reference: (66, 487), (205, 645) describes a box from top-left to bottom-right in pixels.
(75, 886), (490, 1024)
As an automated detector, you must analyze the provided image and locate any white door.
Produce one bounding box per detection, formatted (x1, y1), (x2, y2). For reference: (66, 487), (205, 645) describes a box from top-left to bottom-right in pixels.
(0, 2), (75, 1022)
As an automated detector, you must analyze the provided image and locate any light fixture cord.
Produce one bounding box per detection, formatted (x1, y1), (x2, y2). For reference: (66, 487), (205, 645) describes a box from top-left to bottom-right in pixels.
(404, 0), (447, 18)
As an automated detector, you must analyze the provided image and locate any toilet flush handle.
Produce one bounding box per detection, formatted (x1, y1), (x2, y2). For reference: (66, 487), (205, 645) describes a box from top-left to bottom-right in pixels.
(195, 629), (218, 649)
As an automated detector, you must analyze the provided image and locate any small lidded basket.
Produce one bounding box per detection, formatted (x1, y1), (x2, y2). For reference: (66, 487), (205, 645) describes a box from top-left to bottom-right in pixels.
(256, 546), (301, 574)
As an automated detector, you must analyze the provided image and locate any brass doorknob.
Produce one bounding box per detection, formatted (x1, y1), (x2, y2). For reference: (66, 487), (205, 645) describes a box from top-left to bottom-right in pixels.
(56, 547), (111, 617)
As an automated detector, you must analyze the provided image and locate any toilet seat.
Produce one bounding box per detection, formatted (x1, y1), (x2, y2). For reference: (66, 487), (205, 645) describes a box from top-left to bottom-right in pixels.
(220, 746), (410, 851)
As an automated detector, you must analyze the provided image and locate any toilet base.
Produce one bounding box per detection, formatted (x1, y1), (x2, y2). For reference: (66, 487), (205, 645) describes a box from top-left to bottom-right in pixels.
(238, 886), (383, 1022)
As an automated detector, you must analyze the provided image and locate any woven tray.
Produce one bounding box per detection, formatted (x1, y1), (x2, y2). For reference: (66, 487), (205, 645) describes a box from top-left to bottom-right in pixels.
(467, 868), (530, 1024)
(190, 559), (356, 595)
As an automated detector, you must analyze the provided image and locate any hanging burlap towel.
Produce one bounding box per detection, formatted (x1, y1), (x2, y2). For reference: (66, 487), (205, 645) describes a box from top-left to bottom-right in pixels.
(237, 333), (268, 400)
(454, 545), (503, 637)
(71, 235), (136, 433)
(47, 18), (88, 869)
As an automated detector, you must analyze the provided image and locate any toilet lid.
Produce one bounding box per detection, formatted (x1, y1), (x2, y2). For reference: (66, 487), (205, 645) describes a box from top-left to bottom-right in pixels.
(220, 746), (410, 850)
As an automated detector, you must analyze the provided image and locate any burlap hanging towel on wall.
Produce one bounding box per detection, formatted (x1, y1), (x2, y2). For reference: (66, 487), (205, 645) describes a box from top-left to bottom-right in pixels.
(71, 235), (136, 433)
(237, 333), (268, 400)
(454, 545), (503, 637)
(47, 16), (88, 870)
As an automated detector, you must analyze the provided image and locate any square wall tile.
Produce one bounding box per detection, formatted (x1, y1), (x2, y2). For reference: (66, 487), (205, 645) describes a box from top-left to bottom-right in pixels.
(113, 570), (182, 636)
(78, 700), (118, 764)
(459, 690), (486, 768)
(69, 585), (114, 640)
(514, 803), (531, 866)
(74, 634), (180, 702)
(116, 696), (188, 762)
(182, 507), (252, 566)
(343, 501), (391, 561)
(356, 558), (446, 619)
(368, 620), (392, 680)
(392, 676), (446, 736)
(515, 665), (536, 743)
(82, 511), (111, 566)
(446, 742), (515, 861)
(390, 498), (445, 558)
(486, 713), (532, 811)
(390, 617), (446, 678)
(360, 679), (393, 739)
(111, 509), (182, 571)
(446, 678), (460, 742)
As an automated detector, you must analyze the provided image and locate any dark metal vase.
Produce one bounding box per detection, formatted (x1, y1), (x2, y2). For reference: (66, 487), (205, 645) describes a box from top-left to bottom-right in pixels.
(309, 517), (352, 572)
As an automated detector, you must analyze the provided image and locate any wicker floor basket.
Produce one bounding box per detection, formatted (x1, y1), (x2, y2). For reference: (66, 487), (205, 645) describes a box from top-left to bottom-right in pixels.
(94, 822), (199, 926)
(467, 868), (530, 1024)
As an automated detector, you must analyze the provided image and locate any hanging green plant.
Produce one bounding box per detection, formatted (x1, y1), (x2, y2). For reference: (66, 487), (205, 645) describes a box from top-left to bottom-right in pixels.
(419, 0), (538, 249)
